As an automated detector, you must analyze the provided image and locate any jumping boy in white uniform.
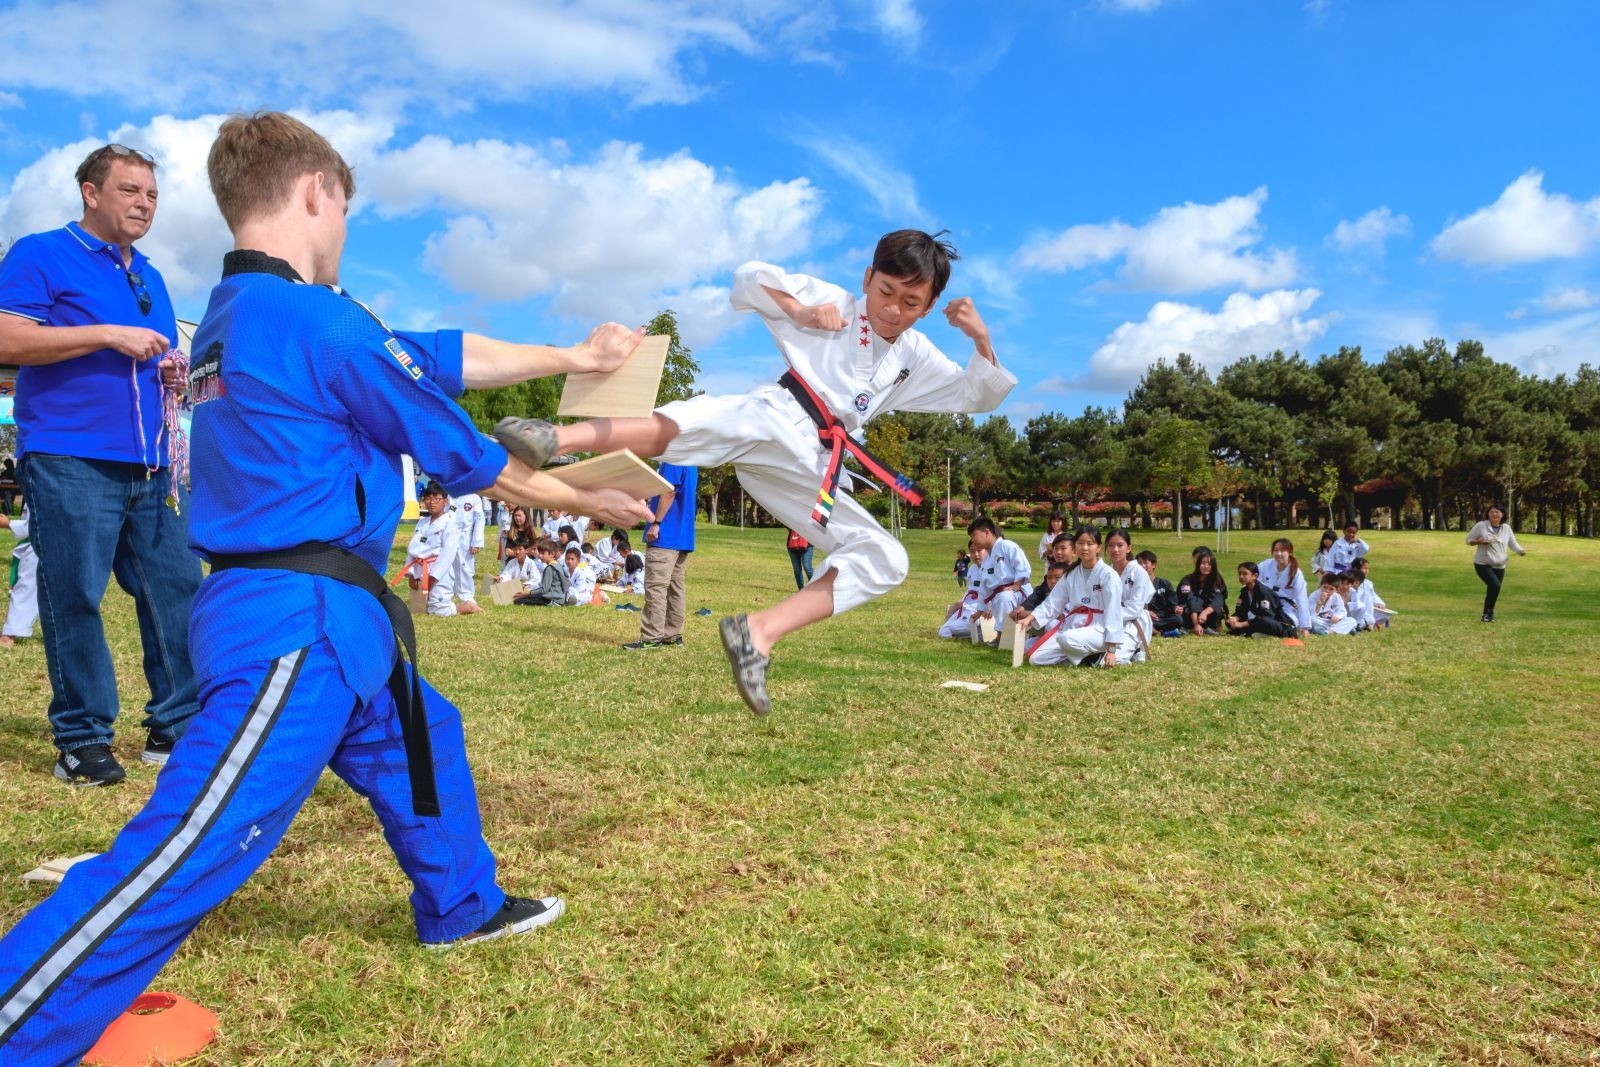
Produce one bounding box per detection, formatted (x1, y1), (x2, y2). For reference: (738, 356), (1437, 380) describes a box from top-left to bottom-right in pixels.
(402, 484), (460, 617)
(0, 507), (38, 646)
(496, 230), (1015, 714)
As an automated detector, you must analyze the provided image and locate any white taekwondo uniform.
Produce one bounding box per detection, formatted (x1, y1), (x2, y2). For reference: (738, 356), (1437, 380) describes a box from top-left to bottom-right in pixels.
(1258, 557), (1311, 631)
(655, 261), (1015, 616)
(1026, 560), (1122, 667)
(404, 512), (460, 616)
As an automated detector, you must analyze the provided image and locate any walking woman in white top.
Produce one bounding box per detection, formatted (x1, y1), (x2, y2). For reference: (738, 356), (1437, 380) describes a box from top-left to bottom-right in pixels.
(1466, 503), (1526, 623)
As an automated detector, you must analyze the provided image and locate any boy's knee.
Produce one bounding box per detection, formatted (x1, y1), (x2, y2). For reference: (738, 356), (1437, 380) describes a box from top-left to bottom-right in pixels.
(881, 540), (910, 586)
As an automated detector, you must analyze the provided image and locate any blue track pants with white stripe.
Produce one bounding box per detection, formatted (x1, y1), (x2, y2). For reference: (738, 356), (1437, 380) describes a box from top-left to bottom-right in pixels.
(0, 637), (504, 1065)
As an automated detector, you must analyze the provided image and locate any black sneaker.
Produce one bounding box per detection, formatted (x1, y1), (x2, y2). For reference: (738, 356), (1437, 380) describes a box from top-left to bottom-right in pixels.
(622, 639), (663, 650)
(142, 733), (176, 767)
(428, 895), (565, 949)
(54, 744), (126, 786)
(1079, 652), (1104, 668)
(663, 635), (684, 646)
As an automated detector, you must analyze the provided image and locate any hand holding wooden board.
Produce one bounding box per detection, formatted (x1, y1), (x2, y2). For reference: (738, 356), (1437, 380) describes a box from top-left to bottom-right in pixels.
(545, 449), (671, 499)
(558, 334), (670, 418)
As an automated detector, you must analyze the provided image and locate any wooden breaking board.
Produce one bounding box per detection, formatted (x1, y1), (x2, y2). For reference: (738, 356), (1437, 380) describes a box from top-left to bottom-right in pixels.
(557, 334), (670, 419)
(546, 450), (671, 499)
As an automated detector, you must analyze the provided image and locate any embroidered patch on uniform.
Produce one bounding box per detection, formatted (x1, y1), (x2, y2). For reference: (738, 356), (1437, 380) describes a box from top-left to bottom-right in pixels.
(385, 336), (424, 380)
(854, 391), (872, 413)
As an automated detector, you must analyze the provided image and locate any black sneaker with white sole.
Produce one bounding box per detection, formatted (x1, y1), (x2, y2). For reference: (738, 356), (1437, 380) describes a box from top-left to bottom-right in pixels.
(54, 743), (126, 786)
(428, 895), (565, 949)
(142, 732), (176, 766)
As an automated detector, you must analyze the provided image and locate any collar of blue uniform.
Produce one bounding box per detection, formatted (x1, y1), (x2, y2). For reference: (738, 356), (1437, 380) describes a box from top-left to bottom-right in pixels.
(222, 249), (305, 283)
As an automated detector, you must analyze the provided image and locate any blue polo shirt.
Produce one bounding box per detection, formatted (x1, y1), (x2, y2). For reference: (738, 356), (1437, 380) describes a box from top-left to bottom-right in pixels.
(648, 462), (698, 552)
(0, 221), (177, 464)
(184, 250), (508, 691)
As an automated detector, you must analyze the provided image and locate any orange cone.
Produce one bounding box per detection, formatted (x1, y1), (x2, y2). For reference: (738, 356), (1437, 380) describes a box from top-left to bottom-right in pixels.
(83, 993), (218, 1066)
(1281, 637), (1306, 647)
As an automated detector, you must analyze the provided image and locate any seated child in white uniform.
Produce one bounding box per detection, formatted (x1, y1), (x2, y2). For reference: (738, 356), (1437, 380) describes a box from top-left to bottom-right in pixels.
(564, 545), (597, 606)
(1351, 557), (1391, 628)
(1104, 529), (1153, 665)
(495, 541), (539, 591)
(618, 552), (646, 595)
(1310, 572), (1358, 635)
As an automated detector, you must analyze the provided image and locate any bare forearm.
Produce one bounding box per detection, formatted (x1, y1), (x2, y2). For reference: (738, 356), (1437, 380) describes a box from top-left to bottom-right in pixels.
(480, 457), (588, 512)
(460, 333), (582, 389)
(760, 286), (806, 321)
(0, 319), (115, 366)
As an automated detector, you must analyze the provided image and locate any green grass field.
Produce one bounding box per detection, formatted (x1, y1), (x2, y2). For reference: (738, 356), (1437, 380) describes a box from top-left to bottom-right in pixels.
(2, 526), (1598, 1065)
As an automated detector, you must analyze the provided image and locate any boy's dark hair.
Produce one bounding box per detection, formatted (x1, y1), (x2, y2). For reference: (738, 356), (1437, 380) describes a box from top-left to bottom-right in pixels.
(564, 546), (581, 559)
(1052, 532), (1075, 546)
(581, 542), (595, 554)
(1046, 562), (1069, 574)
(967, 516), (998, 537)
(1238, 560), (1260, 576)
(624, 554), (644, 575)
(1321, 573), (1339, 586)
(536, 538), (559, 554)
(872, 229), (959, 300)
(1136, 550), (1158, 565)
(421, 482), (446, 499)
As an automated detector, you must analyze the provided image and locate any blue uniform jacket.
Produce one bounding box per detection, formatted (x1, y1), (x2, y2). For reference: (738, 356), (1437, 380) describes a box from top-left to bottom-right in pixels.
(185, 251), (507, 695)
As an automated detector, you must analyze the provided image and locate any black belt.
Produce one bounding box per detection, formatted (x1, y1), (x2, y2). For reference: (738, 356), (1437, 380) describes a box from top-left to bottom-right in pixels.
(777, 370), (923, 528)
(208, 542), (439, 817)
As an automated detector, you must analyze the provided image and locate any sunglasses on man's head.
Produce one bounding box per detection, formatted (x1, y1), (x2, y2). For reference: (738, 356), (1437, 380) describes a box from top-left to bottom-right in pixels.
(100, 143), (156, 166)
(125, 269), (152, 316)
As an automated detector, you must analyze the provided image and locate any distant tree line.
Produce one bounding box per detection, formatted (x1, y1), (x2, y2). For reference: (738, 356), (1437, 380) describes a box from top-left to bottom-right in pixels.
(852, 340), (1600, 537)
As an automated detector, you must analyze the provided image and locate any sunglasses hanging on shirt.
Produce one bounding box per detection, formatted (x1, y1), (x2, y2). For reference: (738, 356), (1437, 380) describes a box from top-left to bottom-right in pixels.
(125, 269), (152, 316)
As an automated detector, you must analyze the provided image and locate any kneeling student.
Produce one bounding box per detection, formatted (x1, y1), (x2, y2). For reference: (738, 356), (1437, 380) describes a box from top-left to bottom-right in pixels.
(1016, 528), (1121, 667)
(1225, 562), (1294, 638)
(564, 545), (597, 606)
(940, 542), (987, 638)
(403, 484), (461, 616)
(1105, 529), (1153, 663)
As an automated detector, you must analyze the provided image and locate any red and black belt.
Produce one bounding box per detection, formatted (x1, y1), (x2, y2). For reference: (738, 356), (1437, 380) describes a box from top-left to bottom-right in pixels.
(779, 370), (924, 528)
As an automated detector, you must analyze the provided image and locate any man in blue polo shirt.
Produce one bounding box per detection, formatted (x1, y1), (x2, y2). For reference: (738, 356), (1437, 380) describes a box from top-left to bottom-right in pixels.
(0, 143), (202, 786)
(625, 462), (698, 649)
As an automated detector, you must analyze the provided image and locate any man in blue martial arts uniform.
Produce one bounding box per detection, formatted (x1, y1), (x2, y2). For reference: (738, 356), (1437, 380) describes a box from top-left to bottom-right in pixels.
(0, 111), (653, 1064)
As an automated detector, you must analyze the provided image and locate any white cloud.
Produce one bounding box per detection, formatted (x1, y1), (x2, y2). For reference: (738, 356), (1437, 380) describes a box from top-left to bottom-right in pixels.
(871, 0), (921, 43)
(362, 135), (822, 342)
(2, 113), (822, 350)
(1479, 309), (1600, 378)
(1063, 289), (1334, 392)
(0, 110), (396, 307)
(1327, 206), (1410, 253)
(0, 0), (913, 111)
(1431, 170), (1600, 266)
(0, 91), (21, 109)
(1508, 286), (1600, 320)
(798, 135), (925, 223)
(1018, 187), (1297, 293)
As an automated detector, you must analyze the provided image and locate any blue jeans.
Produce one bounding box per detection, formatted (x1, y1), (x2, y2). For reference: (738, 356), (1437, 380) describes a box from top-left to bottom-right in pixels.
(21, 455), (202, 752)
(788, 545), (814, 590)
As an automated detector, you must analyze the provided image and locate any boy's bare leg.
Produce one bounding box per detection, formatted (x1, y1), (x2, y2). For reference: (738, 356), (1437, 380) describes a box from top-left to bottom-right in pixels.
(747, 570), (836, 656)
(554, 415), (678, 458)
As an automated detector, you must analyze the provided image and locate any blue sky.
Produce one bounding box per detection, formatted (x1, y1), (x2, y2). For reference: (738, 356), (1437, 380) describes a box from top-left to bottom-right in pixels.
(2, 0), (1597, 422)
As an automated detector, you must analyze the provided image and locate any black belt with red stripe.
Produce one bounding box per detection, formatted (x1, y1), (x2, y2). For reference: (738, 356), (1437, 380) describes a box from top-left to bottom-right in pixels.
(778, 370), (924, 528)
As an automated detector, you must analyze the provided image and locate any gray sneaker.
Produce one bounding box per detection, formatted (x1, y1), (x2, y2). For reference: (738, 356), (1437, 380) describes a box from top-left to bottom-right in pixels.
(718, 614), (771, 716)
(493, 417), (559, 470)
